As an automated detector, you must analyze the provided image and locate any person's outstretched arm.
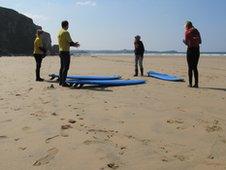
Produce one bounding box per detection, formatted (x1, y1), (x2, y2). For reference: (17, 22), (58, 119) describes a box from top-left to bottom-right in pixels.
(70, 41), (80, 47)
(65, 32), (80, 48)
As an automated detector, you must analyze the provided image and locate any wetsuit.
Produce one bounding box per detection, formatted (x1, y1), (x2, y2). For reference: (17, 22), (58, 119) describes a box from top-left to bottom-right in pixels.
(184, 27), (202, 87)
(58, 29), (73, 86)
(33, 36), (45, 81)
(134, 40), (145, 76)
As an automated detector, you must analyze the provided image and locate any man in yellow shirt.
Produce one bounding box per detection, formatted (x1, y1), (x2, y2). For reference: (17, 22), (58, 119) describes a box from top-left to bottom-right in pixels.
(58, 20), (80, 87)
(33, 29), (46, 81)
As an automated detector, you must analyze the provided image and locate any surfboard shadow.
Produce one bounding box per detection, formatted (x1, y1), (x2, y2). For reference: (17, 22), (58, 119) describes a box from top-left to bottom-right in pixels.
(71, 85), (113, 92)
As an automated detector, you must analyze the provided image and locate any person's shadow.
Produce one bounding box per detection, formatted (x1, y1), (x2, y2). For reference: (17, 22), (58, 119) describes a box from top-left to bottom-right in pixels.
(199, 86), (226, 92)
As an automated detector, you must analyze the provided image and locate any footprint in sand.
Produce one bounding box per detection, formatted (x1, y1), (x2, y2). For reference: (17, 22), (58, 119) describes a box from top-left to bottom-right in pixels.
(61, 124), (72, 129)
(19, 147), (27, 151)
(119, 121), (125, 124)
(14, 107), (21, 111)
(83, 139), (104, 145)
(207, 154), (215, 159)
(47, 84), (55, 89)
(206, 126), (222, 133)
(51, 112), (58, 116)
(22, 126), (31, 131)
(176, 107), (186, 112)
(60, 124), (72, 137)
(107, 163), (119, 169)
(160, 146), (169, 154)
(125, 135), (136, 140)
(167, 119), (185, 130)
(68, 119), (76, 124)
(42, 101), (50, 104)
(119, 146), (127, 155)
(173, 154), (186, 161)
(167, 119), (184, 124)
(140, 139), (151, 145)
(33, 147), (59, 166)
(161, 157), (168, 162)
(206, 120), (222, 133)
(28, 87), (33, 92)
(30, 111), (47, 120)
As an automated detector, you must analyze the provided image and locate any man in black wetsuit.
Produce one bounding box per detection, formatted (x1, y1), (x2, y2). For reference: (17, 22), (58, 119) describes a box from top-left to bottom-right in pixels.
(134, 35), (145, 76)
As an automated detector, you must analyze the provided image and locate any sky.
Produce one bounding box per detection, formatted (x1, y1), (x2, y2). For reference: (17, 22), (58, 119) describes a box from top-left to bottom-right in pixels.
(0, 0), (226, 52)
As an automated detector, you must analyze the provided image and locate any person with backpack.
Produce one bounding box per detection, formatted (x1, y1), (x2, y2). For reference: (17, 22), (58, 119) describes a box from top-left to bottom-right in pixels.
(183, 21), (202, 88)
(134, 35), (145, 76)
(33, 29), (47, 81)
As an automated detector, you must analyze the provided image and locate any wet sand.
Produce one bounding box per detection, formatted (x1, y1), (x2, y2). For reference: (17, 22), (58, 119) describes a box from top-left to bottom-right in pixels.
(0, 55), (226, 170)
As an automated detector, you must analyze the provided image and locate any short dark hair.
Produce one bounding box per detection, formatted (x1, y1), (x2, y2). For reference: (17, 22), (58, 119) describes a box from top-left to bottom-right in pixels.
(61, 20), (69, 28)
(185, 21), (193, 28)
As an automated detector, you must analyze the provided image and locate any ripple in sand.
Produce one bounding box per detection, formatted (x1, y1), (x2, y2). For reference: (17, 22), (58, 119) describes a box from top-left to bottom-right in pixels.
(0, 135), (8, 139)
(45, 135), (59, 143)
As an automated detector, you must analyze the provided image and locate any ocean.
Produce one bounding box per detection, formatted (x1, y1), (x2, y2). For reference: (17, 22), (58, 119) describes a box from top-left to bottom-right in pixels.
(71, 50), (226, 57)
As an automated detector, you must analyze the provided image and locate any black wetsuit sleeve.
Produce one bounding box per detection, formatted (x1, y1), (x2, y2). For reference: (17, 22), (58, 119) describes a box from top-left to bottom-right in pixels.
(70, 42), (75, 46)
(140, 41), (145, 53)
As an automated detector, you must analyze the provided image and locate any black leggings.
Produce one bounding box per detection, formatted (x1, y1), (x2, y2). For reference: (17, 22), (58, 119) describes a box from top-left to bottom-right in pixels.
(34, 54), (43, 79)
(187, 47), (200, 86)
(59, 51), (70, 85)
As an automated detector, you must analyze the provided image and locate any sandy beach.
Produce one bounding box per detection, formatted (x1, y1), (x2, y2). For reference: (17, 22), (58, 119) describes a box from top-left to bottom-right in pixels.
(0, 55), (226, 170)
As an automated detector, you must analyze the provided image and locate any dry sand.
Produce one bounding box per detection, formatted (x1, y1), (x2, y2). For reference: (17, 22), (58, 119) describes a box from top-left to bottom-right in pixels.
(0, 55), (226, 170)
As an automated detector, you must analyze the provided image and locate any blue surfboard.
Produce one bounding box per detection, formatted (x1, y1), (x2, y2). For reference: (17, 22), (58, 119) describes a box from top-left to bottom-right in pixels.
(66, 79), (146, 86)
(147, 71), (184, 81)
(49, 74), (121, 80)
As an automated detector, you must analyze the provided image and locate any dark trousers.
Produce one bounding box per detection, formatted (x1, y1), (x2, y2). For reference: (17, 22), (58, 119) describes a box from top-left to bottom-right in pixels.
(34, 54), (43, 80)
(59, 51), (70, 85)
(187, 47), (200, 86)
(135, 54), (144, 70)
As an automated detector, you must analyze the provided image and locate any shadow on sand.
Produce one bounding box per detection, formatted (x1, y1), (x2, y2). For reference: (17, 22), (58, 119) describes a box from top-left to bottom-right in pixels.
(70, 85), (113, 92)
(200, 87), (226, 92)
(44, 80), (59, 83)
(45, 80), (113, 92)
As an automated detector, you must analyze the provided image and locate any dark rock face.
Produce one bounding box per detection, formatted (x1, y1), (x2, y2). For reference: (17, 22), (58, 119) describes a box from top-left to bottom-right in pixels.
(40, 32), (52, 54)
(0, 6), (51, 56)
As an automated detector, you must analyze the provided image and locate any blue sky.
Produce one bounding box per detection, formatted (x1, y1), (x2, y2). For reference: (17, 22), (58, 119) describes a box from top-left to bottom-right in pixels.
(0, 0), (226, 51)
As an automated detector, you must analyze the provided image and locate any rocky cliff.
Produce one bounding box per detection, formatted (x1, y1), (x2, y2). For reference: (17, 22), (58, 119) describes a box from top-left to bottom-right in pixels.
(40, 32), (52, 54)
(0, 6), (51, 56)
